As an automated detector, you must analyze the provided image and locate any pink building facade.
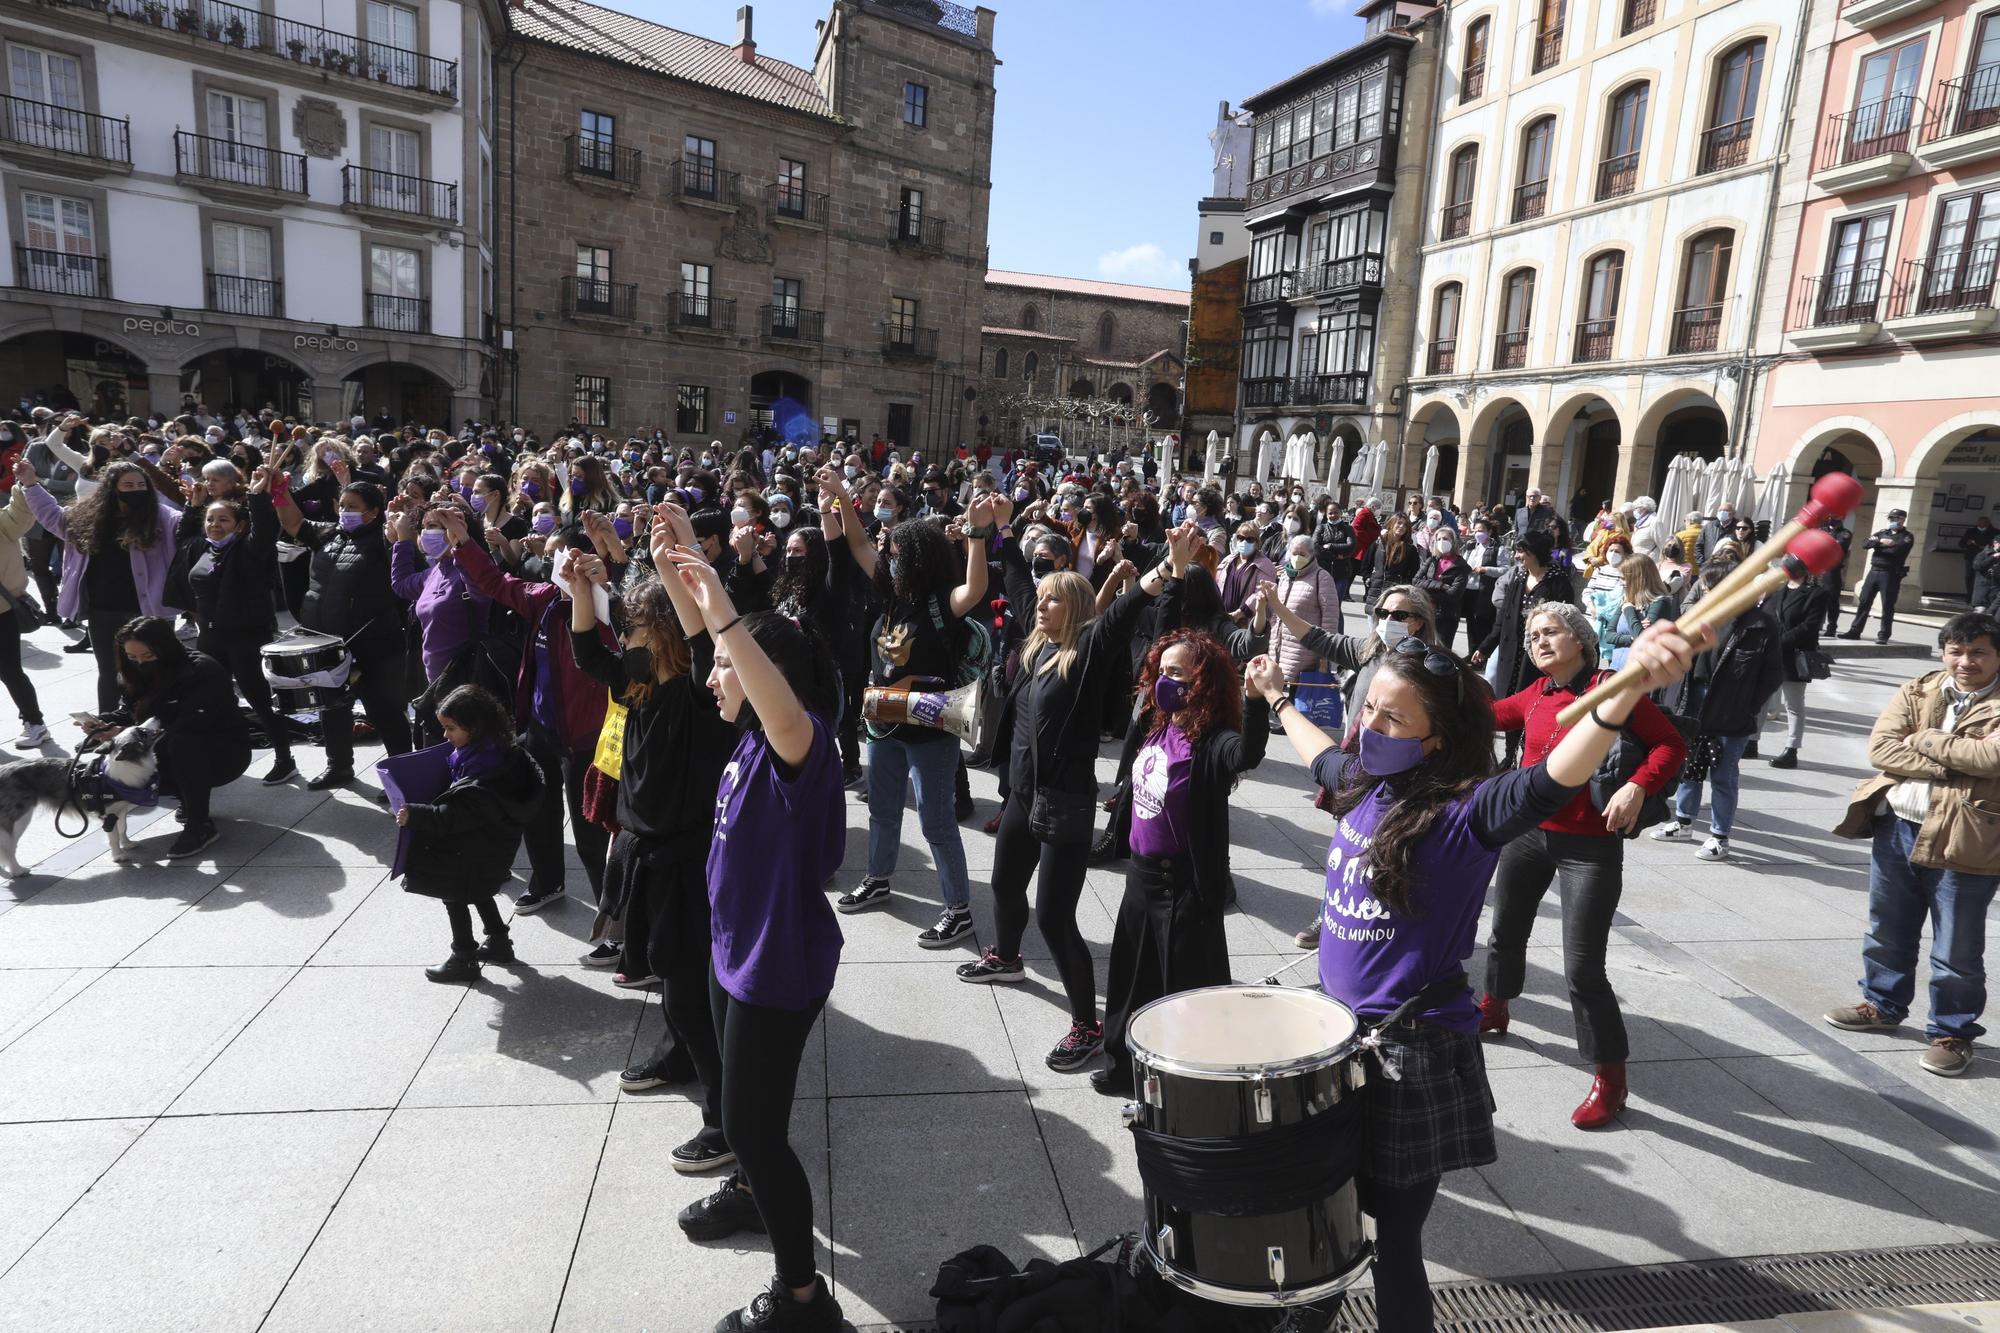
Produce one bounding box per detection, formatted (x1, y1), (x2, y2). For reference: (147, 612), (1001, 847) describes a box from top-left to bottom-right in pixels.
(1752, 0), (2000, 607)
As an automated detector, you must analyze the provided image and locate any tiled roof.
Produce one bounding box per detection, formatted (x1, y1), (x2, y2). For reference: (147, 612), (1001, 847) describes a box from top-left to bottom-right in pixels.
(512, 0), (832, 117)
(987, 270), (1191, 307)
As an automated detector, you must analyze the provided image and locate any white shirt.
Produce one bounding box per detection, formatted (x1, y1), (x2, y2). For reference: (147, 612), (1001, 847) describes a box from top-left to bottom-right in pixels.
(1886, 675), (1999, 824)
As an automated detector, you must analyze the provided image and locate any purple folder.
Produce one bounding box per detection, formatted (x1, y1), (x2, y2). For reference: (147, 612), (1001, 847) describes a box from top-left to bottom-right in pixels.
(377, 742), (453, 878)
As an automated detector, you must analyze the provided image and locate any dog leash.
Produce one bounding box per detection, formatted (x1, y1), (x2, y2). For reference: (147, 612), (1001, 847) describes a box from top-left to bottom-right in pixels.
(53, 754), (94, 841)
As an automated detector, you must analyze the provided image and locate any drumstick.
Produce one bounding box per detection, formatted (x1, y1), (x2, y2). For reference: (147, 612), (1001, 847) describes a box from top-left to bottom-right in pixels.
(1556, 530), (1843, 728)
(1258, 951), (1320, 986)
(1694, 473), (1863, 615)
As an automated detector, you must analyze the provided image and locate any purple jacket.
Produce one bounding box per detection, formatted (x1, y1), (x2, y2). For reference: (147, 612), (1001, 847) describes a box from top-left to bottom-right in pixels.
(27, 483), (183, 622)
(390, 539), (489, 678)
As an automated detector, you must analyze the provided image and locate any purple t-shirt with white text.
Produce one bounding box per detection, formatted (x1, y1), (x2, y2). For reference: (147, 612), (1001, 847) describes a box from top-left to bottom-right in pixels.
(1128, 723), (1193, 858)
(707, 713), (845, 1009)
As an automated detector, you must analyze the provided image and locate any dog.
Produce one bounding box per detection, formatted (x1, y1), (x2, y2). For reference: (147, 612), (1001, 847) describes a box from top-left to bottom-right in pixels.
(0, 719), (163, 876)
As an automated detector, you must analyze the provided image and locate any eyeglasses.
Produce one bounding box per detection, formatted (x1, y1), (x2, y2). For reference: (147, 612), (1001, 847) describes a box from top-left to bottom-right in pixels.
(1393, 633), (1466, 701)
(1373, 607), (1423, 624)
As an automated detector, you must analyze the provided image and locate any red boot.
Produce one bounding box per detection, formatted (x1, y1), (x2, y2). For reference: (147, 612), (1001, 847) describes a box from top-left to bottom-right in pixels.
(1572, 1063), (1627, 1129)
(1476, 993), (1510, 1036)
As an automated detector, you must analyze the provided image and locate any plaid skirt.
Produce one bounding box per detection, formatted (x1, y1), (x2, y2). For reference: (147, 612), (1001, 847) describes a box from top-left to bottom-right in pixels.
(1359, 1023), (1498, 1189)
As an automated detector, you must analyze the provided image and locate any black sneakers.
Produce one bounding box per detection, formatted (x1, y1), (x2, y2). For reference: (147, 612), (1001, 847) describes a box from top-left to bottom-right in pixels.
(475, 935), (516, 965)
(955, 950), (1025, 984)
(670, 1135), (737, 1175)
(916, 906), (974, 950)
(166, 822), (220, 860)
(834, 878), (891, 913)
(1046, 1020), (1104, 1072)
(679, 1170), (765, 1240)
(261, 755), (297, 786)
(305, 767), (354, 791)
(515, 885), (566, 914)
(713, 1274), (845, 1333)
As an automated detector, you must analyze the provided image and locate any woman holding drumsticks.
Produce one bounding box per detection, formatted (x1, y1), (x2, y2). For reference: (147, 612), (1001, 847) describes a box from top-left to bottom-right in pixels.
(1256, 618), (1706, 1330)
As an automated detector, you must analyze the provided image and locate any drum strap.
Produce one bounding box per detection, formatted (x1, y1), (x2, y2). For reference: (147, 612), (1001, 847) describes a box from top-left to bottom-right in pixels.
(1130, 1100), (1362, 1219)
(1356, 969), (1471, 1067)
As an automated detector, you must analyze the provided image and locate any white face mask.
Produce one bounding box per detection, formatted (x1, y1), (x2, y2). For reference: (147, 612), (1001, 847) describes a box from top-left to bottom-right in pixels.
(1284, 518), (1302, 536)
(1436, 538), (1454, 554)
(1377, 618), (1411, 649)
(730, 506), (750, 526)
(770, 509), (791, 528)
(1606, 549), (1625, 567)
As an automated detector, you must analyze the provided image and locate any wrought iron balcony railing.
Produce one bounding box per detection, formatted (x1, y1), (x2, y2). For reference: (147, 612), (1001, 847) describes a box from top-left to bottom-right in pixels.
(1290, 372), (1369, 406)
(767, 182), (829, 225)
(366, 292), (428, 332)
(881, 322), (939, 358)
(1597, 151), (1638, 200)
(565, 135), (641, 187)
(1892, 246), (1999, 317)
(206, 270), (281, 317)
(1440, 200), (1471, 239)
(1817, 95), (1924, 171)
(1244, 270), (1298, 305)
(13, 245), (106, 297)
(1532, 24), (1563, 72)
(341, 164), (457, 223)
(761, 305), (825, 341)
(1305, 253), (1384, 293)
(1241, 377), (1289, 408)
(1493, 329), (1530, 368)
(1573, 318), (1615, 362)
(1927, 65), (2000, 142)
(1670, 303), (1724, 353)
(1426, 337), (1456, 375)
(671, 158), (739, 205)
(175, 130), (306, 194)
(669, 290), (736, 331)
(563, 276), (638, 320)
(889, 208), (950, 251)
(0, 94), (128, 164)
(1512, 179), (1548, 222)
(1796, 264), (1887, 327)
(1698, 119), (1755, 174)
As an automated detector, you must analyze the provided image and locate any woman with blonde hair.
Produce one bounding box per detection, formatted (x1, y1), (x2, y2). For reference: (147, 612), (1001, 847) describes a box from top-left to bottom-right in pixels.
(1603, 551), (1677, 660)
(955, 523), (1191, 1076)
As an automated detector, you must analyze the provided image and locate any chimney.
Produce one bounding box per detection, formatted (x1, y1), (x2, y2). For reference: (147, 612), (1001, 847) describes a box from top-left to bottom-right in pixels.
(734, 5), (756, 63)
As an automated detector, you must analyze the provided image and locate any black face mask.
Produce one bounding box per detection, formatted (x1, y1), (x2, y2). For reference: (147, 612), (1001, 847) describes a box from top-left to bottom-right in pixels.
(115, 490), (149, 517)
(782, 554), (809, 578)
(1030, 557), (1057, 580)
(622, 647), (654, 683)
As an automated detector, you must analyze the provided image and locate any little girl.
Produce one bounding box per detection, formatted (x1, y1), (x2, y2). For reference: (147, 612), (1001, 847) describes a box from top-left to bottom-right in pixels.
(396, 684), (546, 983)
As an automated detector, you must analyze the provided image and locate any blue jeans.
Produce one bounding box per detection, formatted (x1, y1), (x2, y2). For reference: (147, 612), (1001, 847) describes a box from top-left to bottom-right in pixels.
(866, 734), (971, 909)
(1861, 814), (1997, 1040)
(1673, 733), (1752, 837)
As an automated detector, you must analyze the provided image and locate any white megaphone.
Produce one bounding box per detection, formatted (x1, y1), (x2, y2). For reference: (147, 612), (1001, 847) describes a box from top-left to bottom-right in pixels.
(863, 679), (984, 744)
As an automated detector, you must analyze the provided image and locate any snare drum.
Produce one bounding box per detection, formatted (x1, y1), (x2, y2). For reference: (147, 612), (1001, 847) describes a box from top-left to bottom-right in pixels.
(1127, 985), (1372, 1308)
(261, 630), (353, 714)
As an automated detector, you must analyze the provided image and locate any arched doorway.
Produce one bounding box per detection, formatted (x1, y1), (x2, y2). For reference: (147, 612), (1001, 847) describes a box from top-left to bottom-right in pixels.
(0, 331), (148, 418)
(749, 370), (812, 437)
(1910, 425), (2000, 599)
(1107, 382), (1133, 405)
(1068, 378), (1095, 398)
(341, 362), (450, 430)
(1145, 381), (1180, 428)
(1489, 405), (1533, 507)
(181, 348), (311, 419)
(1649, 401), (1726, 495)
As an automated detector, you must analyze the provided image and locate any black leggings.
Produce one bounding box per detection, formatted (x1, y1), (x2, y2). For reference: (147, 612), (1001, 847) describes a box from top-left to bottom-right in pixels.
(444, 896), (507, 953)
(157, 729), (251, 826)
(0, 608), (43, 726)
(521, 725), (609, 901)
(1359, 1175), (1442, 1331)
(319, 623), (413, 767)
(710, 970), (824, 1289)
(990, 794), (1096, 1024)
(1101, 854), (1228, 1080)
(615, 834), (724, 1148)
(88, 608), (138, 714)
(198, 625), (289, 756)
(1483, 828), (1628, 1063)
(24, 528), (59, 613)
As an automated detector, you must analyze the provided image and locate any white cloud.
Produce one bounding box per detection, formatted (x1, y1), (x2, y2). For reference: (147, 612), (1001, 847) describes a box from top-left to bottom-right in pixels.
(1308, 0), (1345, 12)
(1096, 242), (1184, 288)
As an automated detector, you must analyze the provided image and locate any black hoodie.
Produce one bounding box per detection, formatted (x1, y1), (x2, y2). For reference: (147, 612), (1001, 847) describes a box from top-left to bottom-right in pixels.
(400, 746), (546, 901)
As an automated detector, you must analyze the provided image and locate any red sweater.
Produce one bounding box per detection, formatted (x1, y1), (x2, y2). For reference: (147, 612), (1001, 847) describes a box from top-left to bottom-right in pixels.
(1491, 675), (1686, 836)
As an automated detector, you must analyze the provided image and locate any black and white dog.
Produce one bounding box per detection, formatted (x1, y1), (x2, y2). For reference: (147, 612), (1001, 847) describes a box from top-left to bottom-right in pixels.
(0, 720), (163, 876)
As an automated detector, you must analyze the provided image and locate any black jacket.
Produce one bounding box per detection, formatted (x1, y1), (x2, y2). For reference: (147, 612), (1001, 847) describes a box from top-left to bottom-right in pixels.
(1414, 552), (1469, 623)
(1772, 582), (1828, 682)
(182, 495), (280, 635)
(402, 746), (545, 901)
(298, 516), (401, 639)
(1975, 544), (2000, 613)
(1363, 539), (1420, 606)
(113, 651), (251, 752)
(1313, 517), (1356, 579)
(1005, 574), (1157, 801)
(1660, 605), (1784, 737)
(1861, 525), (1916, 575)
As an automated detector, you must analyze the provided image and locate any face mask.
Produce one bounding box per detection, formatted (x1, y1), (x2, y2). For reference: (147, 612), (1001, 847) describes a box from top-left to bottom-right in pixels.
(1030, 556), (1058, 580)
(1358, 723), (1430, 777)
(1154, 675), (1188, 714)
(730, 506), (751, 526)
(874, 505), (896, 523)
(700, 457), (715, 469)
(512, 432), (524, 442)
(521, 480), (541, 500)
(337, 510), (364, 531)
(322, 451), (340, 466)
(1376, 617), (1410, 649)
(417, 528), (449, 559)
(1285, 556), (1309, 576)
(469, 493), (487, 513)
(1606, 549), (1625, 567)
(1890, 518), (1905, 529)
(1014, 487), (1031, 503)
(612, 517), (634, 541)
(1426, 515), (1440, 528)
(845, 465), (859, 480)
(116, 489), (149, 515)
(770, 508), (792, 528)
(206, 531), (237, 551)
(622, 647), (654, 682)
(1234, 540), (1255, 557)
(570, 476), (587, 497)
(888, 556), (902, 582)
(1717, 512), (1733, 525)
(783, 554), (809, 577)
(1285, 519), (1302, 536)
(531, 514), (555, 535)
(1436, 539), (1455, 555)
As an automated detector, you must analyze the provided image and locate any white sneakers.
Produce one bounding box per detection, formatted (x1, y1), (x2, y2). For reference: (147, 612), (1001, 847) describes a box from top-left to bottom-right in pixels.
(12, 722), (47, 749)
(1649, 820), (1730, 860)
(1696, 836), (1731, 862)
(1649, 820), (1690, 841)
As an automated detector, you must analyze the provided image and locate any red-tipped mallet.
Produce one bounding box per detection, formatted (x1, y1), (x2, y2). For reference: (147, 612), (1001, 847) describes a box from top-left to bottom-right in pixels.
(1697, 472), (1866, 612)
(1557, 529), (1845, 728)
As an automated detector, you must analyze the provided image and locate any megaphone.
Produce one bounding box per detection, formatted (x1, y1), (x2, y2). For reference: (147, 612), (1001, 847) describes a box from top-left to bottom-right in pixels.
(863, 680), (984, 744)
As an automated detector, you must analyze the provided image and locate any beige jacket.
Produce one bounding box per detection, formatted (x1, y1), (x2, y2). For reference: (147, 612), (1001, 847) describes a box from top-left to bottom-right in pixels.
(1835, 670), (2000, 874)
(0, 487), (33, 602)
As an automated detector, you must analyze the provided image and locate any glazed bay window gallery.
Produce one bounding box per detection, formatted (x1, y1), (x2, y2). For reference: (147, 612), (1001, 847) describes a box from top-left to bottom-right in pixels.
(1250, 66), (1401, 180)
(1240, 319), (1290, 407)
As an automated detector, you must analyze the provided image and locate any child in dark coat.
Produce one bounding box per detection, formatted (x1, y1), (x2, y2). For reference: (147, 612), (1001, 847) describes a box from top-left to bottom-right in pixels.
(396, 685), (546, 983)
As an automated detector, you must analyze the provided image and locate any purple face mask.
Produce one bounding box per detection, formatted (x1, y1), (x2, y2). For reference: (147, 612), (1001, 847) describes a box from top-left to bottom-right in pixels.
(469, 493), (487, 513)
(417, 528), (449, 559)
(521, 480), (541, 500)
(612, 517), (634, 541)
(532, 513), (555, 536)
(337, 510), (365, 532)
(1153, 675), (1187, 714)
(1357, 724), (1429, 777)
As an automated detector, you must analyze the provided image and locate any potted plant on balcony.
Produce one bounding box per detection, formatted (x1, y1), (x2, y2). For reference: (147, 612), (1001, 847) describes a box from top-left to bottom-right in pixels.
(139, 0), (164, 22)
(286, 36), (306, 59)
(172, 5), (197, 30)
(223, 15), (245, 43)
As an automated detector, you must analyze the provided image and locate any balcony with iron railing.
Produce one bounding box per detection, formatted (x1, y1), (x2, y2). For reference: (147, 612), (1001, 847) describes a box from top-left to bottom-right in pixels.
(1790, 265), (1886, 348)
(1621, 0), (1656, 32)
(1440, 200), (1471, 240)
(1922, 65), (2000, 167)
(1493, 329), (1530, 369)
(761, 306), (825, 341)
(1305, 253), (1384, 294)
(340, 164), (457, 225)
(35, 0), (456, 101)
(669, 290), (736, 332)
(1698, 119), (1755, 174)
(175, 130), (306, 196)
(1596, 151), (1638, 201)
(1241, 377), (1290, 408)
(1461, 63), (1485, 101)
(0, 94), (129, 171)
(366, 292), (427, 333)
(767, 182), (829, 226)
(1290, 372), (1369, 406)
(563, 276), (638, 321)
(882, 322), (939, 358)
(1573, 318), (1615, 362)
(1532, 25), (1563, 72)
(889, 208), (950, 252)
(13, 245), (106, 297)
(1885, 246), (2000, 337)
(205, 271), (281, 317)
(1512, 179), (1548, 223)
(1813, 95), (1923, 189)
(564, 135), (641, 190)
(1669, 304), (1724, 354)
(1244, 270), (1298, 305)
(671, 158), (739, 207)
(1426, 337), (1457, 376)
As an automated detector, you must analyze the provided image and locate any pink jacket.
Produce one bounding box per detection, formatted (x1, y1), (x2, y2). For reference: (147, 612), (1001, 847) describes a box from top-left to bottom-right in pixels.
(1268, 565), (1343, 682)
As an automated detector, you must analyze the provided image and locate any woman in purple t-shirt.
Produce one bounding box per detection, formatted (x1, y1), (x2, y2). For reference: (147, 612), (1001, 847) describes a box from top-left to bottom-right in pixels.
(1258, 621), (1705, 1331)
(658, 540), (849, 1333)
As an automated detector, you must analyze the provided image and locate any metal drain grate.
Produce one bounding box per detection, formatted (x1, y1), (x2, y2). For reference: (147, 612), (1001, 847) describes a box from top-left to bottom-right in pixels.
(1332, 1240), (2000, 1331)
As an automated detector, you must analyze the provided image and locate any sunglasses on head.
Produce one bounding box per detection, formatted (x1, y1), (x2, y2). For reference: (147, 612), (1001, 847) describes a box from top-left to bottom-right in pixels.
(1393, 633), (1466, 700)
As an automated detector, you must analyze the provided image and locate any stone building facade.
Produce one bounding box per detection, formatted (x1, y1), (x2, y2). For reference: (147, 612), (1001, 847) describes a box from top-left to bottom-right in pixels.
(498, 0), (995, 451)
(975, 269), (1186, 452)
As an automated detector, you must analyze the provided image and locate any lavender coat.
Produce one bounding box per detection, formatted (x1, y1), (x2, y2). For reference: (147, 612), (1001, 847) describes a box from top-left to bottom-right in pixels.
(26, 483), (184, 622)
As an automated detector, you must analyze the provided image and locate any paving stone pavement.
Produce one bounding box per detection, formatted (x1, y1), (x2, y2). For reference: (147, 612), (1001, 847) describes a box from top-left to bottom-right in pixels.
(0, 618), (1995, 1333)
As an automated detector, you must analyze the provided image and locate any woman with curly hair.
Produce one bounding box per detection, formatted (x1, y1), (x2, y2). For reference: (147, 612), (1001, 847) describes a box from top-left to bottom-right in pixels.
(1093, 627), (1270, 1096)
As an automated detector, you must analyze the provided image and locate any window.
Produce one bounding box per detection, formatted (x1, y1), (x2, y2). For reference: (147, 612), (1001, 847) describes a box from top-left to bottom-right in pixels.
(578, 109), (615, 175)
(1674, 230), (1732, 351)
(680, 260), (712, 324)
(889, 295), (919, 341)
(1429, 282), (1462, 373)
(898, 186), (924, 240)
(1319, 307), (1376, 381)
(210, 220), (275, 316)
(682, 135), (716, 198)
(1251, 69), (1399, 178)
(368, 242), (422, 331)
(1515, 117), (1555, 221)
(573, 375), (610, 428)
(1023, 351), (1038, 379)
(1701, 40), (1765, 173)
(19, 190), (98, 296)
(1920, 188), (2000, 311)
(202, 88), (269, 186)
(994, 347), (1009, 378)
(772, 275), (801, 334)
(1097, 312), (1115, 353)
(676, 385), (708, 434)
(1575, 252), (1622, 361)
(776, 157), (807, 215)
(365, 123), (422, 212)
(1599, 84), (1647, 200)
(1241, 320), (1291, 380)
(1442, 145), (1477, 238)
(364, 0), (420, 88)
(1462, 17), (1489, 101)
(1819, 213), (1891, 323)
(1533, 0), (1565, 72)
(6, 44), (86, 155)
(574, 244), (612, 314)
(1954, 14), (2000, 134)
(1847, 37), (1926, 159)
(1621, 0), (1654, 36)
(1307, 217), (1331, 265)
(1021, 303), (1039, 331)
(1209, 230), (1225, 245)
(903, 82), (927, 126)
(1496, 268), (1534, 367)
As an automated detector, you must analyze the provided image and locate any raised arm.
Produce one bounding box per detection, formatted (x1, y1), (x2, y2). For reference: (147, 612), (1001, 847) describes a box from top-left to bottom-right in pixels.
(1541, 620), (1707, 787)
(945, 493), (994, 619)
(817, 465), (876, 576)
(663, 545), (815, 769)
(649, 501), (709, 641)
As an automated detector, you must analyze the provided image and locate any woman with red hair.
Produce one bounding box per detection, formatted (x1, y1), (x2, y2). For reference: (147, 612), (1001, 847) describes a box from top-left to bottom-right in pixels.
(1093, 628), (1272, 1095)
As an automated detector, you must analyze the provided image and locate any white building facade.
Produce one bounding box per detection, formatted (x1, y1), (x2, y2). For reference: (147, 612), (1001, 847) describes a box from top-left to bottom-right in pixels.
(0, 0), (500, 424)
(1402, 0), (1806, 512)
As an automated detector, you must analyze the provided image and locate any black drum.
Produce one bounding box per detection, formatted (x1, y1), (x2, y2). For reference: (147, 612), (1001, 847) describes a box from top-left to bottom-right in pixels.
(1127, 985), (1373, 1308)
(261, 630), (353, 714)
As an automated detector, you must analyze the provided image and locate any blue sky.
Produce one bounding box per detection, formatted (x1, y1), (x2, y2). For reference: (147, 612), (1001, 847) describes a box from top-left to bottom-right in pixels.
(621, 0), (1367, 290)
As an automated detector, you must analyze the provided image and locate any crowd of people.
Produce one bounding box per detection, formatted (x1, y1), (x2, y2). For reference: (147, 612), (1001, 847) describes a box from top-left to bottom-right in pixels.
(0, 397), (1993, 1333)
